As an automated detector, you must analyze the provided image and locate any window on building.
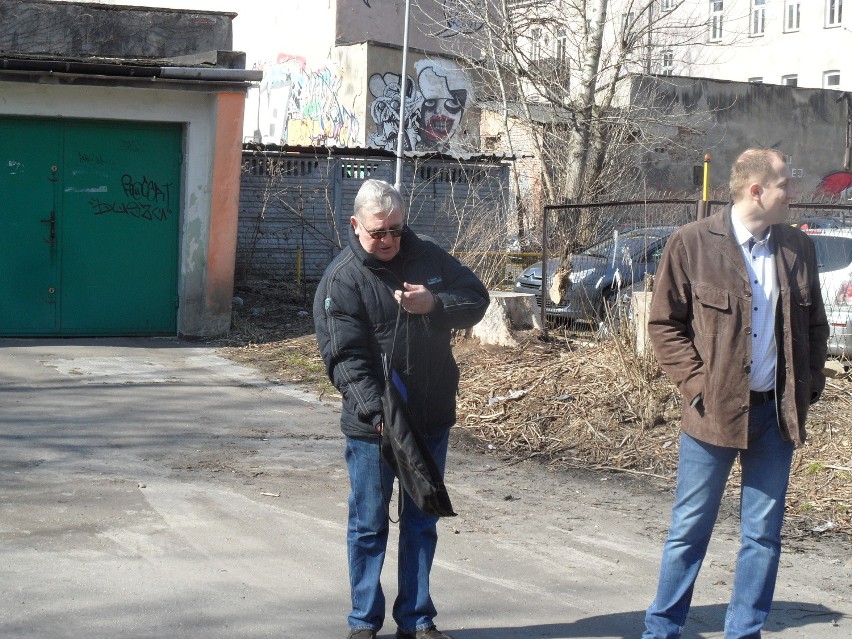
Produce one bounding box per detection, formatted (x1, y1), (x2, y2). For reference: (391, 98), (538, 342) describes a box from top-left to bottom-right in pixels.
(751, 0), (766, 35)
(555, 26), (570, 90)
(824, 70), (841, 87)
(531, 27), (542, 61)
(749, 77), (763, 83)
(782, 74), (798, 87)
(662, 0), (676, 11)
(785, 1), (801, 30)
(827, 0), (844, 26)
(710, 1), (724, 42)
(661, 50), (674, 76)
(556, 26), (568, 67)
(556, 27), (566, 60)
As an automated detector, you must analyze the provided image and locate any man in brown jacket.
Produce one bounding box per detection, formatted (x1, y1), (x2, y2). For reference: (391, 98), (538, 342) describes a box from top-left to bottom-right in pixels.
(642, 148), (829, 639)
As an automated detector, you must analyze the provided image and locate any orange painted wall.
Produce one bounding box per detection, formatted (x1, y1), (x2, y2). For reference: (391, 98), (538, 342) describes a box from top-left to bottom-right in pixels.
(205, 92), (246, 323)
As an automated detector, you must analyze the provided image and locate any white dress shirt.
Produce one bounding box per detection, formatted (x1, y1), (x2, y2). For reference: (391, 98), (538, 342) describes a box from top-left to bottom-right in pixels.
(731, 210), (778, 392)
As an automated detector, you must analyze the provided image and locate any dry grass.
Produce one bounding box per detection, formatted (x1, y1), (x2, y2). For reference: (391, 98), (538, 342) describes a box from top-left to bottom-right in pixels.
(452, 331), (851, 539)
(218, 280), (852, 541)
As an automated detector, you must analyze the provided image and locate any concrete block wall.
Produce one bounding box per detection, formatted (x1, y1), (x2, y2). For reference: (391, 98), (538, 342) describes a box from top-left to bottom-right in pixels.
(236, 150), (510, 283)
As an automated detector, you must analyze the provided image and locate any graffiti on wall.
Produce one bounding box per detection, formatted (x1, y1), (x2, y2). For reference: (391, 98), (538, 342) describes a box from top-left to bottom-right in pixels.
(368, 59), (473, 152)
(435, 0), (485, 37)
(258, 55), (360, 147)
(816, 171), (852, 200)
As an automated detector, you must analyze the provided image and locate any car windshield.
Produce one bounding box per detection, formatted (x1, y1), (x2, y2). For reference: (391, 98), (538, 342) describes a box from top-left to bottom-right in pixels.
(582, 231), (667, 261)
(811, 235), (852, 272)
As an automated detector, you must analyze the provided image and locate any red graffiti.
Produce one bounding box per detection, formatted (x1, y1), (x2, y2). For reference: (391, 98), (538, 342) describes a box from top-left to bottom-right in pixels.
(816, 171), (852, 196)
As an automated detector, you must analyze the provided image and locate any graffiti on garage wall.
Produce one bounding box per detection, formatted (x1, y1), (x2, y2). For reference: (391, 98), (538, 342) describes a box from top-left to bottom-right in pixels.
(368, 59), (474, 153)
(257, 55), (360, 147)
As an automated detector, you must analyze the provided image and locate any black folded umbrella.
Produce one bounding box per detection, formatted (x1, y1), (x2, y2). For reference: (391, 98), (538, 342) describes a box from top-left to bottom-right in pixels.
(379, 312), (456, 518)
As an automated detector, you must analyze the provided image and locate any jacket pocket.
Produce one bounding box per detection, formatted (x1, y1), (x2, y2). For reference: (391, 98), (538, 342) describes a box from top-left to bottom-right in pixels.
(692, 283), (730, 336)
(790, 285), (813, 345)
(792, 285), (812, 307)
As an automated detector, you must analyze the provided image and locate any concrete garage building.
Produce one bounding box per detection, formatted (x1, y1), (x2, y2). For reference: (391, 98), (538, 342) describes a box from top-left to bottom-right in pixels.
(0, 0), (260, 338)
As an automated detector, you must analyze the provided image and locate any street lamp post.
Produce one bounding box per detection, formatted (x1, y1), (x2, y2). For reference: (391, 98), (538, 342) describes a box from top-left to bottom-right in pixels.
(394, 0), (411, 192)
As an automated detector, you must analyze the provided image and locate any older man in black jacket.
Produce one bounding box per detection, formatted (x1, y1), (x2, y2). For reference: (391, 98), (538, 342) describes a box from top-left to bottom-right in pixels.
(314, 179), (488, 639)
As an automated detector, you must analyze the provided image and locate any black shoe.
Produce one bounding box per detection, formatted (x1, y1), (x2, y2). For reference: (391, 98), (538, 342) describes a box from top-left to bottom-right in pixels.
(396, 627), (454, 639)
(347, 629), (377, 639)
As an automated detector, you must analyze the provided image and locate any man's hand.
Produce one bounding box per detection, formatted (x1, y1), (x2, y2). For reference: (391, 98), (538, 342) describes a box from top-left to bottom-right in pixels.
(394, 282), (436, 315)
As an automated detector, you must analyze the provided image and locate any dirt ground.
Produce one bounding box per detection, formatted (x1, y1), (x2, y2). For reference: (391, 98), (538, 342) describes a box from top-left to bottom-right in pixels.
(219, 280), (852, 548)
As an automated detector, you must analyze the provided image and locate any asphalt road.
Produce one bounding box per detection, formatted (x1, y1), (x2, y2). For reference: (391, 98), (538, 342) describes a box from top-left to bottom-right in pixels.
(0, 338), (849, 639)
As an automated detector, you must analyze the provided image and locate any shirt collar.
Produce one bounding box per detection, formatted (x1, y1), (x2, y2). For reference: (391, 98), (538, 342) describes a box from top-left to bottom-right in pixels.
(731, 207), (772, 248)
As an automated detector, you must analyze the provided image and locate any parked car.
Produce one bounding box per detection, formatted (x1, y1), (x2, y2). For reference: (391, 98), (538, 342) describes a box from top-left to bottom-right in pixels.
(513, 226), (677, 323)
(806, 229), (852, 359)
(793, 216), (852, 231)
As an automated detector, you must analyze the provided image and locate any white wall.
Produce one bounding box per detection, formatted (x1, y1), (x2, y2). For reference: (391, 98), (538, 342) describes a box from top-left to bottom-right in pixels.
(659, 0), (850, 90)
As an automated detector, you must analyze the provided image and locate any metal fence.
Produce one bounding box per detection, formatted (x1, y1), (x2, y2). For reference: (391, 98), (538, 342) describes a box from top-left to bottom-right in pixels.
(531, 199), (852, 362)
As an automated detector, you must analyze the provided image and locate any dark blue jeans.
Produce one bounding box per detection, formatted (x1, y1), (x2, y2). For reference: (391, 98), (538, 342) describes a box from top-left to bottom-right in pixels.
(643, 401), (794, 639)
(344, 430), (449, 634)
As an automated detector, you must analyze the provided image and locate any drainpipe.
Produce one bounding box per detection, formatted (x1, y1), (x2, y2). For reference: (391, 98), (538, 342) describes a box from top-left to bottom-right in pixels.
(842, 92), (852, 170)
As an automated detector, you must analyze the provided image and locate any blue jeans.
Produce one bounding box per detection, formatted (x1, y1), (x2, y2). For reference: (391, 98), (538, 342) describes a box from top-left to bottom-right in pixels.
(344, 430), (449, 634)
(643, 401), (794, 639)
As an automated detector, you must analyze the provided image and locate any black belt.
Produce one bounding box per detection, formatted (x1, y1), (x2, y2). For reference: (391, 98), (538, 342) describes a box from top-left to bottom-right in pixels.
(749, 389), (775, 406)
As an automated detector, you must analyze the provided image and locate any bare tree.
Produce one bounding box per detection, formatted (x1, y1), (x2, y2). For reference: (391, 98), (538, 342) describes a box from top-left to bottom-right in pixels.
(418, 1), (712, 219)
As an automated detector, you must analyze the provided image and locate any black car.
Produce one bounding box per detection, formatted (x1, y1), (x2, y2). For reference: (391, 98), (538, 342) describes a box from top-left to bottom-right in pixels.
(513, 226), (678, 322)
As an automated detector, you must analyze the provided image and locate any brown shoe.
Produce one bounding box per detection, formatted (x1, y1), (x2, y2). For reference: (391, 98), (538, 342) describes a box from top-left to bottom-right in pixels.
(347, 629), (377, 639)
(396, 627), (454, 639)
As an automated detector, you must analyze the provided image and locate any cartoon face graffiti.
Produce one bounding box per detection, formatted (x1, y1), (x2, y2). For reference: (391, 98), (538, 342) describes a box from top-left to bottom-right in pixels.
(416, 66), (470, 149)
(368, 72), (422, 152)
(367, 60), (473, 152)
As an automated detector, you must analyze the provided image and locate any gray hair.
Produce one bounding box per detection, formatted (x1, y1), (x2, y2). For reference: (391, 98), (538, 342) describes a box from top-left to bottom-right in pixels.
(353, 179), (403, 220)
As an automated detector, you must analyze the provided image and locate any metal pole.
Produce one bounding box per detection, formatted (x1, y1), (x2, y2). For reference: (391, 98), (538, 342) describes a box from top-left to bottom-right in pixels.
(697, 152), (711, 220)
(540, 207), (548, 337)
(394, 0), (412, 192)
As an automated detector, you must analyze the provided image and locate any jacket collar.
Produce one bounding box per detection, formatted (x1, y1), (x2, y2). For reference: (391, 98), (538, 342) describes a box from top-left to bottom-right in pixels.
(347, 225), (425, 269)
(709, 204), (750, 284)
(709, 204), (799, 290)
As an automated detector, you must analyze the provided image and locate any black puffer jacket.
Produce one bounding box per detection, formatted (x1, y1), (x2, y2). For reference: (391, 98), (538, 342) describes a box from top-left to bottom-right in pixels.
(314, 227), (489, 440)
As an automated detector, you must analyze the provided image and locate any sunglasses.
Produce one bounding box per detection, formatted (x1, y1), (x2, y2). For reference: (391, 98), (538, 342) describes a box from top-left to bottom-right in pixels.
(363, 226), (405, 240)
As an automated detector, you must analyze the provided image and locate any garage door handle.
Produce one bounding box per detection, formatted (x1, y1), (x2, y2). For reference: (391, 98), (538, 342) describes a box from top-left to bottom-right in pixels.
(41, 210), (56, 244)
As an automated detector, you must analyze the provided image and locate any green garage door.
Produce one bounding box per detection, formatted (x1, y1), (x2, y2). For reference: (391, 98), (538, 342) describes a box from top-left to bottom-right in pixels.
(0, 117), (182, 336)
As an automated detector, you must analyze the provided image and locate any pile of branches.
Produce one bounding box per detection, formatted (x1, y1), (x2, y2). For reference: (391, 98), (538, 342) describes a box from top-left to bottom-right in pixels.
(454, 333), (851, 539)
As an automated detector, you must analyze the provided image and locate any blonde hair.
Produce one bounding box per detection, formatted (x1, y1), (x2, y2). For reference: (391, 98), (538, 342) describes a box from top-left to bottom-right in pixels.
(729, 148), (785, 201)
(353, 179), (403, 220)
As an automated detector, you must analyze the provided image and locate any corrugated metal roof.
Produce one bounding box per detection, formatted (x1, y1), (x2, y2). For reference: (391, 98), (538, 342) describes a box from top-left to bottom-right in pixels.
(242, 143), (517, 163)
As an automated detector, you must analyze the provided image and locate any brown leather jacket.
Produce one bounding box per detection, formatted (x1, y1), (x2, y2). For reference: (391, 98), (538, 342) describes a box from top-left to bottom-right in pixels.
(648, 207), (829, 448)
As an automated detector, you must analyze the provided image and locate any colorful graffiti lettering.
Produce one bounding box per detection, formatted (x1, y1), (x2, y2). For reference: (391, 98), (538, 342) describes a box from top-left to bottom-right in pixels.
(816, 171), (852, 200)
(258, 55), (360, 147)
(368, 59), (473, 153)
